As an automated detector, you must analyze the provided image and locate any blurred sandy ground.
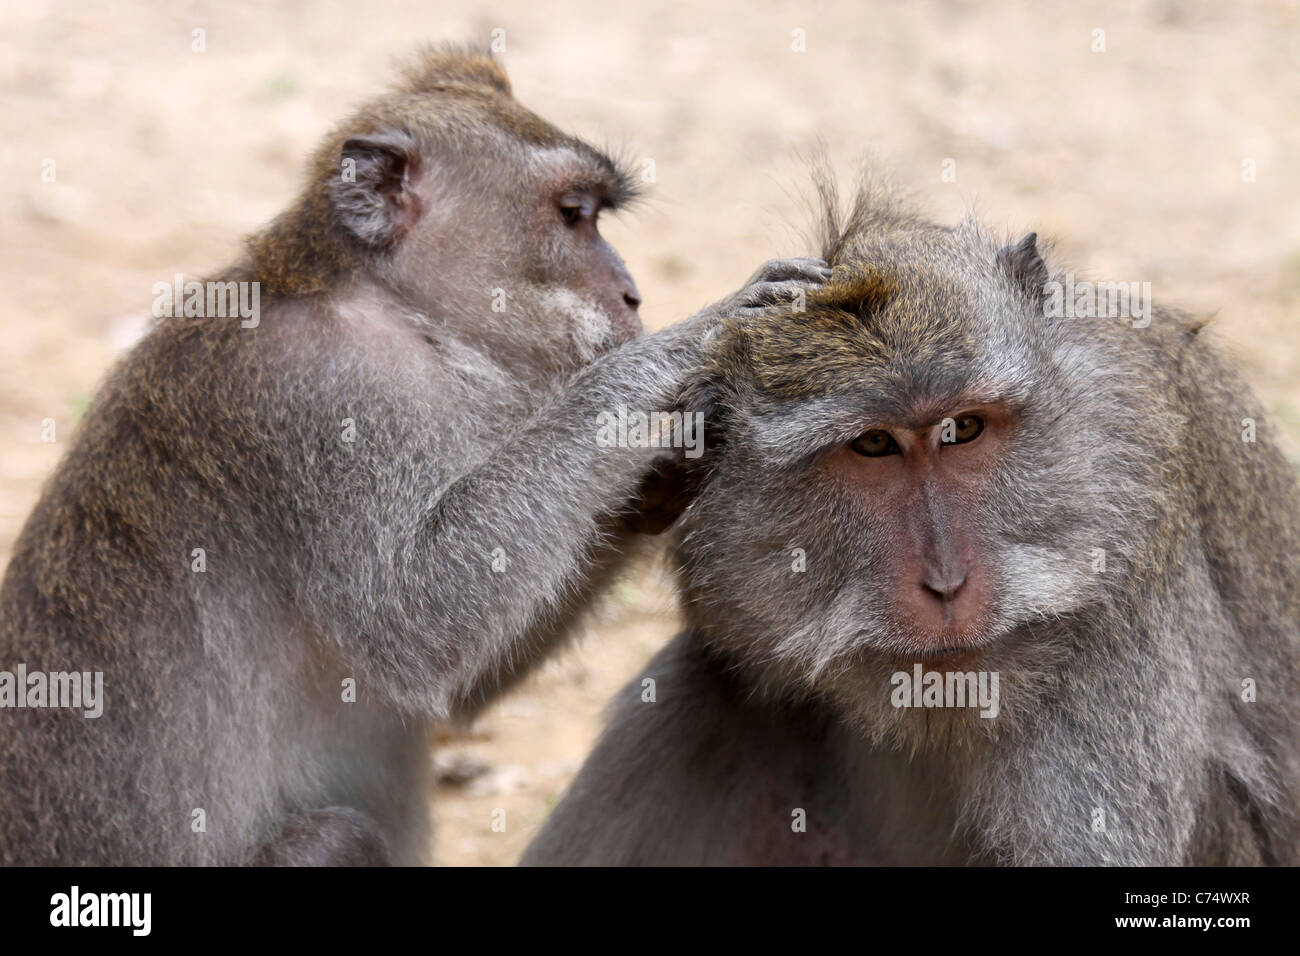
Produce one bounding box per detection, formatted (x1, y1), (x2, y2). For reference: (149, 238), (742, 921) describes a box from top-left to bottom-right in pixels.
(1, 0), (1298, 865)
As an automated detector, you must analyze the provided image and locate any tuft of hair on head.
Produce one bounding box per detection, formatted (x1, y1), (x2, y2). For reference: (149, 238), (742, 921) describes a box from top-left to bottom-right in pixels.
(810, 162), (927, 266)
(807, 267), (896, 316)
(394, 42), (512, 97)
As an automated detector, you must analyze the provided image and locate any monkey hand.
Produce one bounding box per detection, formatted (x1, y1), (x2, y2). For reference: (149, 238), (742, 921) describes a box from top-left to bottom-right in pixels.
(722, 256), (833, 316)
(646, 257), (831, 359)
(604, 257), (830, 435)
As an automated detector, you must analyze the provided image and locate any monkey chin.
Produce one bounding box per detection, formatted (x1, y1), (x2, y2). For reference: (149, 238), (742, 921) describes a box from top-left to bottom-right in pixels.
(824, 615), (1064, 751)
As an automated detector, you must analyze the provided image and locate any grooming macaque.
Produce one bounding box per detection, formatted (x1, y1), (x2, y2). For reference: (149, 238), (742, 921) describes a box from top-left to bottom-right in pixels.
(523, 179), (1300, 866)
(0, 47), (826, 865)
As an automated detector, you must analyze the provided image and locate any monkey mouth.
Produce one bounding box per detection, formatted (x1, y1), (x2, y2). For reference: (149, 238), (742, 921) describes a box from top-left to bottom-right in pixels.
(876, 625), (999, 670)
(607, 308), (644, 345)
(889, 644), (989, 671)
(844, 626), (998, 674)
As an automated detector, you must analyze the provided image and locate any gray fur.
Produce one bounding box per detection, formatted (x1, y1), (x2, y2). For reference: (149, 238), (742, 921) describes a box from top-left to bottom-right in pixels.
(523, 179), (1300, 866)
(0, 46), (824, 866)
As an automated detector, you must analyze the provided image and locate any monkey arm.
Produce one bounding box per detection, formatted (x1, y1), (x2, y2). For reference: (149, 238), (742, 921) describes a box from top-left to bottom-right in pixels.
(408, 350), (686, 715)
(409, 261), (832, 713)
(274, 339), (680, 718)
(276, 356), (653, 718)
(287, 260), (827, 719)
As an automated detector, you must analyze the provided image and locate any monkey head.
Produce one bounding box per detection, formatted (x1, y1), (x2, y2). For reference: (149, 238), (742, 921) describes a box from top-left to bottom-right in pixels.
(672, 185), (1180, 740)
(243, 45), (643, 370)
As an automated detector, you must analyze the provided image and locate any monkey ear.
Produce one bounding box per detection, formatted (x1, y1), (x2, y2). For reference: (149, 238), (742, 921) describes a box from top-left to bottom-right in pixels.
(997, 232), (1049, 300)
(332, 130), (423, 248)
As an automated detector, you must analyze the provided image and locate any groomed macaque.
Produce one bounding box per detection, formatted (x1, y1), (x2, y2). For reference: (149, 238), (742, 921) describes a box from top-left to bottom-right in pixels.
(0, 46), (826, 865)
(523, 177), (1300, 866)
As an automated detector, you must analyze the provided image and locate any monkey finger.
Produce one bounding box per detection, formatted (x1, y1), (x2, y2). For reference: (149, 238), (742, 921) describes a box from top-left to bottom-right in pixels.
(747, 256), (832, 285)
(731, 278), (823, 312)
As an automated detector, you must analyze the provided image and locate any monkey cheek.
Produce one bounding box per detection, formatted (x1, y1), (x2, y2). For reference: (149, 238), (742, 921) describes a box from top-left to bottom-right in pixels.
(564, 294), (641, 357)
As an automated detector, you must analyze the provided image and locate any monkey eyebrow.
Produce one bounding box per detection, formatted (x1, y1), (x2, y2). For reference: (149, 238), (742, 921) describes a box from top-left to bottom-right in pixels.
(604, 168), (642, 208)
(745, 385), (1024, 465)
(569, 145), (641, 208)
(531, 139), (640, 210)
(746, 396), (882, 465)
(571, 169), (638, 210)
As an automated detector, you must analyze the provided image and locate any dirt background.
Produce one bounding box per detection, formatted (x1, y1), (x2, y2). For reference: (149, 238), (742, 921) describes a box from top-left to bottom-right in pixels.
(2, 0), (1298, 865)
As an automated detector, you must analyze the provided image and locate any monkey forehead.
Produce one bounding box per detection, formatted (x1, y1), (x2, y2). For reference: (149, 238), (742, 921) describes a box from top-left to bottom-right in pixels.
(703, 267), (1041, 462)
(397, 107), (636, 206)
(718, 280), (1027, 401)
(523, 143), (637, 201)
(344, 69), (636, 203)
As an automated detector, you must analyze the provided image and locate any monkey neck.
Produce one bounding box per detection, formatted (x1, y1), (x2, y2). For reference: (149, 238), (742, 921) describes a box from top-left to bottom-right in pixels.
(314, 279), (559, 416)
(242, 194), (359, 297)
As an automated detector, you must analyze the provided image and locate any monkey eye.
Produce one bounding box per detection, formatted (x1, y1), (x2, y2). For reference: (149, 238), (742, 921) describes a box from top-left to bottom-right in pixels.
(850, 429), (901, 457)
(944, 415), (985, 445)
(558, 194), (597, 227)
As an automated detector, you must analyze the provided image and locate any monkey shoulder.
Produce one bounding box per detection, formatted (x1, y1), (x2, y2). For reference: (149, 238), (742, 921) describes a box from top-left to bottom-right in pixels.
(525, 634), (858, 865)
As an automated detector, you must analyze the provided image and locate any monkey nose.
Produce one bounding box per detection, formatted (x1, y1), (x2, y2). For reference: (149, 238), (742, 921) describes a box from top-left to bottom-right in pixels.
(623, 282), (642, 311)
(921, 572), (967, 603)
(611, 284), (644, 342)
(609, 290), (645, 344)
